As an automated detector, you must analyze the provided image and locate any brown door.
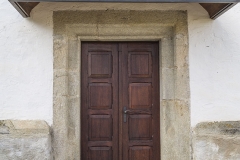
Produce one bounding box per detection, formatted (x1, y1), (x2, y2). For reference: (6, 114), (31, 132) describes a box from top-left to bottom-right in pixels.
(81, 42), (160, 160)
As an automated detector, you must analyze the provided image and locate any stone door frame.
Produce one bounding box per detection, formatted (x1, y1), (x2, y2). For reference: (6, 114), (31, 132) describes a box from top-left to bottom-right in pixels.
(53, 10), (191, 160)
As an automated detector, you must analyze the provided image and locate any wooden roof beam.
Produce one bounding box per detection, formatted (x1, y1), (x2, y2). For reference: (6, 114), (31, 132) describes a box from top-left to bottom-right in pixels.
(8, 0), (240, 19)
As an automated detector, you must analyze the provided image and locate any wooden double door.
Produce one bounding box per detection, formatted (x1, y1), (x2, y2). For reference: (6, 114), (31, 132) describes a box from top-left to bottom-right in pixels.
(81, 42), (160, 160)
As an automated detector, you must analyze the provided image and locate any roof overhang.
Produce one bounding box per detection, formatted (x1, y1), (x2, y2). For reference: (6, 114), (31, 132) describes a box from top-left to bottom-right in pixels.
(9, 0), (239, 19)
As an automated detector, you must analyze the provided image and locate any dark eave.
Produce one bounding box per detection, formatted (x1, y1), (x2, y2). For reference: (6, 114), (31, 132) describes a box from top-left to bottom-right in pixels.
(9, 2), (39, 17)
(200, 2), (237, 19)
(9, 0), (239, 19)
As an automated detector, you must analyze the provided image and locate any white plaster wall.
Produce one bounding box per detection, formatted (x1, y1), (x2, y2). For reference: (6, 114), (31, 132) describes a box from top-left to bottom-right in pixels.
(0, 1), (53, 124)
(1, 1), (240, 126)
(189, 4), (240, 126)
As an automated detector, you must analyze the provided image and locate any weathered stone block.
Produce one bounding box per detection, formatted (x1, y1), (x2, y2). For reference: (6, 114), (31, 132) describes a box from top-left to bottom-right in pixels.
(53, 35), (68, 70)
(68, 39), (80, 71)
(161, 36), (174, 68)
(175, 66), (190, 100)
(68, 71), (80, 96)
(0, 126), (9, 134)
(54, 74), (68, 97)
(162, 68), (175, 100)
(174, 44), (189, 67)
(193, 121), (240, 160)
(0, 120), (52, 160)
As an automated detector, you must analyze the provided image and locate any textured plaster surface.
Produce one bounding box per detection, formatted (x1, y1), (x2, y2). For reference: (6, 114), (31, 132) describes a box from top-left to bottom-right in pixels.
(53, 10), (190, 160)
(0, 120), (52, 160)
(193, 121), (240, 160)
(189, 5), (240, 126)
(0, 1), (53, 125)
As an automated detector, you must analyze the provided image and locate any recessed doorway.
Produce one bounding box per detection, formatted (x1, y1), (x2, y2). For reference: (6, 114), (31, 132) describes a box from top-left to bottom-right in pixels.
(81, 42), (160, 160)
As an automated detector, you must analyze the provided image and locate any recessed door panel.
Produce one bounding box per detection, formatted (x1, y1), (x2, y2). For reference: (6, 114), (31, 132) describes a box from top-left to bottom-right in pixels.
(89, 83), (112, 109)
(129, 146), (153, 160)
(88, 115), (113, 141)
(88, 52), (112, 78)
(88, 147), (112, 160)
(129, 115), (152, 140)
(129, 83), (152, 110)
(128, 52), (152, 77)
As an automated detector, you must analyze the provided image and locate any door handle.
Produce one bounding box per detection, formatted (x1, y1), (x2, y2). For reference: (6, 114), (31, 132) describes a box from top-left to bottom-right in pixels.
(124, 109), (151, 115)
(123, 107), (151, 123)
(123, 107), (127, 123)
(124, 110), (131, 114)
